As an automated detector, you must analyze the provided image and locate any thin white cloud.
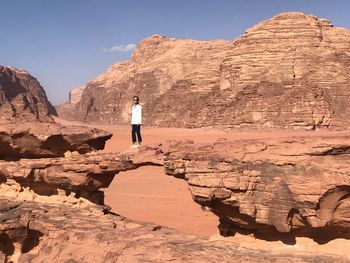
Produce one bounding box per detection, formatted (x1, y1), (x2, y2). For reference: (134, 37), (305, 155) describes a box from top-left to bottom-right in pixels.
(102, 43), (137, 52)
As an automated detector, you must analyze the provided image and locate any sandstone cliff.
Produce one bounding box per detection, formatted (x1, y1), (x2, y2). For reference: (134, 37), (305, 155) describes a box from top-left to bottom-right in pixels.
(3, 197), (347, 263)
(196, 12), (350, 129)
(0, 66), (57, 122)
(69, 85), (85, 104)
(62, 12), (350, 129)
(75, 35), (232, 124)
(55, 85), (85, 120)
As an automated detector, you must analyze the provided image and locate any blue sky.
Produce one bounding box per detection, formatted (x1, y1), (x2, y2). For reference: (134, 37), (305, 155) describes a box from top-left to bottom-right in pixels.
(1, 0), (349, 105)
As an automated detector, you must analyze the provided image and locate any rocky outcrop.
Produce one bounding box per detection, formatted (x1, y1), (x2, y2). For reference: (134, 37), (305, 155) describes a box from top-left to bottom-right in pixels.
(0, 122), (112, 160)
(1, 122), (350, 240)
(55, 86), (85, 120)
(0, 66), (57, 122)
(193, 12), (350, 129)
(1, 123), (350, 261)
(74, 35), (232, 124)
(0, 121), (114, 204)
(129, 136), (350, 238)
(1, 198), (348, 263)
(69, 86), (85, 104)
(62, 12), (350, 130)
(0, 152), (134, 205)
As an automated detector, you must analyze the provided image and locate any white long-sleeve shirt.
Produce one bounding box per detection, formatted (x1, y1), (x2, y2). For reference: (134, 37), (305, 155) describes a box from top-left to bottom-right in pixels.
(131, 104), (142, 124)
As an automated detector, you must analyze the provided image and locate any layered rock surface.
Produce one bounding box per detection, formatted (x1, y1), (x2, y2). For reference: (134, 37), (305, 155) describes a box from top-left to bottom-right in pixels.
(129, 136), (350, 238)
(0, 152), (133, 205)
(0, 122), (112, 160)
(73, 35), (233, 124)
(195, 12), (350, 129)
(1, 198), (348, 263)
(60, 12), (350, 130)
(0, 66), (57, 122)
(1, 125), (350, 261)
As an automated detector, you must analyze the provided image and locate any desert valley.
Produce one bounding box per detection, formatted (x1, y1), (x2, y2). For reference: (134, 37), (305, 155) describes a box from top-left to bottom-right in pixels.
(1, 11), (350, 263)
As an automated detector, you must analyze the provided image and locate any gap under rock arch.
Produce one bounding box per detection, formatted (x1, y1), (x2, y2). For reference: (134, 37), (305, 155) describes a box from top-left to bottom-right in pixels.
(104, 165), (219, 237)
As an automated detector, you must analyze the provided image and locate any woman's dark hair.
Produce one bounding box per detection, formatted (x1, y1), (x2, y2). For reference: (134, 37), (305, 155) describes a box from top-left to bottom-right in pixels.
(133, 96), (139, 104)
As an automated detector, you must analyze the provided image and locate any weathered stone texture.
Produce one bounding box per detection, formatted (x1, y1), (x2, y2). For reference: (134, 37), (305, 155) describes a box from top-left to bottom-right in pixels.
(197, 12), (350, 129)
(69, 86), (85, 104)
(0, 152), (135, 205)
(130, 136), (350, 237)
(61, 12), (350, 130)
(0, 122), (112, 160)
(74, 35), (232, 124)
(0, 66), (57, 122)
(1, 198), (348, 263)
(55, 86), (86, 120)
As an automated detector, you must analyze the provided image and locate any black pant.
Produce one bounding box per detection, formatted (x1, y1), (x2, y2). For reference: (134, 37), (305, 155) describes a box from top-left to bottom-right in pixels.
(131, 124), (142, 143)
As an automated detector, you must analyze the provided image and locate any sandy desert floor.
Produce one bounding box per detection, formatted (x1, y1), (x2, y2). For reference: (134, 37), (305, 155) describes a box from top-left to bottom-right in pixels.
(54, 118), (350, 256)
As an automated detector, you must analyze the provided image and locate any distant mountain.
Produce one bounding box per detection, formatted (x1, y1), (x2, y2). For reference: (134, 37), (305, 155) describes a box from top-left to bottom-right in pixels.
(59, 12), (350, 130)
(55, 85), (85, 121)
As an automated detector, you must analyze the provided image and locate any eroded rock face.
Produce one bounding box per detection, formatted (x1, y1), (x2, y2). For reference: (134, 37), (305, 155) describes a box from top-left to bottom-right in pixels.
(69, 86), (85, 104)
(130, 136), (350, 237)
(55, 86), (85, 120)
(1, 124), (350, 261)
(1, 198), (347, 263)
(0, 122), (112, 160)
(74, 35), (232, 124)
(0, 152), (135, 204)
(62, 12), (350, 130)
(196, 12), (350, 129)
(0, 122), (114, 204)
(0, 66), (57, 122)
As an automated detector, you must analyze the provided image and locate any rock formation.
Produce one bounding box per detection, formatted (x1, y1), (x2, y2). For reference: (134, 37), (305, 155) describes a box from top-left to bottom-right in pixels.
(0, 39), (349, 263)
(0, 66), (57, 122)
(55, 85), (85, 120)
(74, 35), (232, 124)
(0, 122), (112, 160)
(3, 198), (347, 263)
(59, 12), (350, 130)
(0, 152), (133, 205)
(195, 12), (350, 129)
(129, 136), (350, 238)
(0, 120), (114, 206)
(69, 86), (85, 104)
(1, 122), (350, 261)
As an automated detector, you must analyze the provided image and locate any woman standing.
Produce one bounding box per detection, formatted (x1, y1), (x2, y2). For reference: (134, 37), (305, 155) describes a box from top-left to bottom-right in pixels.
(131, 96), (142, 148)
